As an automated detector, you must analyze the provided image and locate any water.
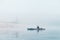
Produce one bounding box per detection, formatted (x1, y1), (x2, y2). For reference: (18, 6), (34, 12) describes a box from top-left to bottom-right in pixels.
(0, 23), (60, 40)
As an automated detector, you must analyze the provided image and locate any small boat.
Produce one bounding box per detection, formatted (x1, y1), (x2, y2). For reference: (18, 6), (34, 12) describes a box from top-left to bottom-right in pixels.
(27, 26), (45, 30)
(27, 28), (37, 30)
(27, 28), (45, 30)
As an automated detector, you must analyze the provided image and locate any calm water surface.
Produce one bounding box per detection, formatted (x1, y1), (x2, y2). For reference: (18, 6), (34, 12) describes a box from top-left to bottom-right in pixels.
(0, 24), (60, 40)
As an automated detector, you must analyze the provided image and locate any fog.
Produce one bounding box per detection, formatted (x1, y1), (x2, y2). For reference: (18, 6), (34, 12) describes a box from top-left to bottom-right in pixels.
(0, 0), (60, 25)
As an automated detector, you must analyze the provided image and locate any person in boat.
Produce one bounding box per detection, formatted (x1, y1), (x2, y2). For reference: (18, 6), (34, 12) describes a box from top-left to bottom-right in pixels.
(37, 26), (39, 29)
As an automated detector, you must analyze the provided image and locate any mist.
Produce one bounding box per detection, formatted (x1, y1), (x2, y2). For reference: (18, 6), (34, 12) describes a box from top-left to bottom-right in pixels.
(0, 0), (60, 26)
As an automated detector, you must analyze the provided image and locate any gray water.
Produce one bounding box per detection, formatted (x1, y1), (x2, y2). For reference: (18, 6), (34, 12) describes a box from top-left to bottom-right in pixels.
(0, 24), (60, 40)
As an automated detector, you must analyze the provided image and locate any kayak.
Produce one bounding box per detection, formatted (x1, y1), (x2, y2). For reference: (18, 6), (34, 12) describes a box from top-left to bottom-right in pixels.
(27, 28), (45, 30)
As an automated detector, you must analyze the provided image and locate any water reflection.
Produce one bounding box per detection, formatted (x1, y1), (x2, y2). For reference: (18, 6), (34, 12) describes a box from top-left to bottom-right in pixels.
(0, 26), (60, 40)
(15, 32), (18, 38)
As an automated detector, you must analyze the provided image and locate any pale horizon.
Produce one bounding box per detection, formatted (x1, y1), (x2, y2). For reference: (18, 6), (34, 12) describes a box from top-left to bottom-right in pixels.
(0, 0), (60, 26)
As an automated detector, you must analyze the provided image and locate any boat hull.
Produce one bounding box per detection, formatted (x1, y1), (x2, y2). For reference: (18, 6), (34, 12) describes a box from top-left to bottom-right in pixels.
(27, 28), (45, 30)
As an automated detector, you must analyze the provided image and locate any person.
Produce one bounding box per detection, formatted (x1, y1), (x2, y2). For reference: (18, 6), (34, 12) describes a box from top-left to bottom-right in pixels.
(37, 26), (39, 29)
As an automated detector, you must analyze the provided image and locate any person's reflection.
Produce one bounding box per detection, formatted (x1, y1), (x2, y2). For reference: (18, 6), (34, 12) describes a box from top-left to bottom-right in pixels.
(15, 32), (18, 38)
(37, 29), (39, 32)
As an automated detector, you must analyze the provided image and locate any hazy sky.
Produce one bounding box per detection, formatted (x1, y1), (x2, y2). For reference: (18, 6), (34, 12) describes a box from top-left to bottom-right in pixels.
(0, 0), (60, 25)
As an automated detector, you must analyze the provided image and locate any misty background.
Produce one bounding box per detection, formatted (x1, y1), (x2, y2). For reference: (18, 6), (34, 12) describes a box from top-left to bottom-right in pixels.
(0, 0), (60, 26)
